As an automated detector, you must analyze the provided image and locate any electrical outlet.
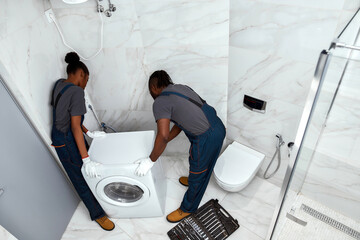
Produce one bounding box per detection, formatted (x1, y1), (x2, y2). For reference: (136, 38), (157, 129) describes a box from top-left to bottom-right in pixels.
(45, 9), (55, 23)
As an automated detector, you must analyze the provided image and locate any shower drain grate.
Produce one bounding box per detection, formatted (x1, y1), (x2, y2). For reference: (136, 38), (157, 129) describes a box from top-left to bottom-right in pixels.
(301, 204), (360, 240)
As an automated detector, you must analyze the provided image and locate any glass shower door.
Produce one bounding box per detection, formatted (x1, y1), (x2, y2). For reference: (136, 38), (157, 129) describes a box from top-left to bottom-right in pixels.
(266, 7), (360, 240)
(267, 47), (360, 240)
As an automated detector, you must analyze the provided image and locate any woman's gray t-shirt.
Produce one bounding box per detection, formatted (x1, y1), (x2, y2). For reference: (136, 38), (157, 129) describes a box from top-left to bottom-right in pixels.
(152, 84), (210, 136)
(52, 79), (87, 133)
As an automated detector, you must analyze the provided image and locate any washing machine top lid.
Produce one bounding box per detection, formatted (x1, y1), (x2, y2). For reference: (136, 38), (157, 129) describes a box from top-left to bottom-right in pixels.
(214, 142), (265, 186)
(89, 130), (155, 164)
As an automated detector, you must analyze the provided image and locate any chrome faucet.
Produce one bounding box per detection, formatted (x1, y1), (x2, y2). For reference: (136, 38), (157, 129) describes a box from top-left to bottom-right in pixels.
(88, 104), (117, 133)
(97, 0), (116, 17)
(101, 122), (117, 133)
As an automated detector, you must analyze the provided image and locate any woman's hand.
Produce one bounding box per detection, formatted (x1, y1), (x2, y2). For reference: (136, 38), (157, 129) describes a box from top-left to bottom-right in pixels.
(82, 155), (101, 178)
(86, 130), (106, 138)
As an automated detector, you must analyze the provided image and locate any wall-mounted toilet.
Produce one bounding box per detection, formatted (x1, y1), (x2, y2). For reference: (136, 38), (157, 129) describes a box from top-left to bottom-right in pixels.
(214, 141), (265, 192)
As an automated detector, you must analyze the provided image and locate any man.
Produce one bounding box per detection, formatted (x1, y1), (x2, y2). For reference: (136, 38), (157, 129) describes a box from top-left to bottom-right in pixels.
(135, 70), (226, 222)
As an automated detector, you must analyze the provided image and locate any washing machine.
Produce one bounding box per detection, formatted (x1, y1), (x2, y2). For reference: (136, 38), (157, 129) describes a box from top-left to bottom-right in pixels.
(81, 130), (167, 218)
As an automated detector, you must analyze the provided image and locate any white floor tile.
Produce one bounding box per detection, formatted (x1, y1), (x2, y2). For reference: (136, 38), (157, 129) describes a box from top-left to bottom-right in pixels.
(220, 176), (281, 239)
(162, 155), (189, 181)
(200, 175), (228, 206)
(228, 225), (264, 240)
(61, 159), (281, 240)
(61, 202), (132, 240)
(277, 195), (360, 240)
(0, 225), (17, 240)
(113, 179), (187, 240)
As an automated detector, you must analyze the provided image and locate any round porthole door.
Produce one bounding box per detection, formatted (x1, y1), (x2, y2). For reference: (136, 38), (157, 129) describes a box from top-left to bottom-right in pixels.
(96, 176), (150, 207)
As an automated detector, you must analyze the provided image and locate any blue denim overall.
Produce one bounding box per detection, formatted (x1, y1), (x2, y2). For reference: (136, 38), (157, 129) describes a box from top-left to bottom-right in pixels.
(159, 91), (226, 213)
(51, 80), (105, 221)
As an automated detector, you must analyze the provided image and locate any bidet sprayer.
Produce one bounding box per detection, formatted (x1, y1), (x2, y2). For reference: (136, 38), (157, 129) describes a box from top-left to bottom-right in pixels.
(276, 134), (285, 148)
(263, 134), (285, 179)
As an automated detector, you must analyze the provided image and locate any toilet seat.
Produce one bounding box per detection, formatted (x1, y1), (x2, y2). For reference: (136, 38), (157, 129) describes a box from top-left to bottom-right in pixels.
(214, 142), (265, 192)
(214, 174), (249, 192)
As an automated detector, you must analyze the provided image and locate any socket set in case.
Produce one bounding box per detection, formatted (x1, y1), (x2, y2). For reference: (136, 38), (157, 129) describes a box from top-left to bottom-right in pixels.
(167, 199), (239, 240)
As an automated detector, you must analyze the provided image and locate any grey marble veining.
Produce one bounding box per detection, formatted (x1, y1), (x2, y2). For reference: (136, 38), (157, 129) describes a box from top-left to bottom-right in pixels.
(299, 51), (360, 222)
(0, 0), (229, 158)
(47, 1), (229, 157)
(226, 0), (358, 191)
(247, 0), (346, 10)
(0, 0), (101, 151)
(301, 175), (360, 223)
(230, 0), (341, 64)
(133, 0), (229, 48)
(1, 1), (360, 239)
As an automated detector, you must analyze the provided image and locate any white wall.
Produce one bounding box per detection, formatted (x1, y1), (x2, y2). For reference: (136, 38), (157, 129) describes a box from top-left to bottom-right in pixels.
(1, 0), (359, 203)
(49, 0), (229, 154)
(227, 0), (358, 187)
(0, 0), (99, 160)
(0, 0), (228, 156)
(300, 25), (360, 221)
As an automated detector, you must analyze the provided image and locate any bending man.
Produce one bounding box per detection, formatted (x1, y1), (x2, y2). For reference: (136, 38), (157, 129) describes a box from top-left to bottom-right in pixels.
(135, 70), (226, 222)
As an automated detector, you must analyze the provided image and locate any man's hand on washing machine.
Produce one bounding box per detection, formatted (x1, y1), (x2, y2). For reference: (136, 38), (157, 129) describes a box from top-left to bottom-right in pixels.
(86, 130), (106, 138)
(82, 156), (101, 178)
(134, 157), (154, 176)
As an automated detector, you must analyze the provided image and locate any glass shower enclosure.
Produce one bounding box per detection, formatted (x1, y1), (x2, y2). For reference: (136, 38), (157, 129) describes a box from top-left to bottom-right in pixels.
(266, 9), (360, 240)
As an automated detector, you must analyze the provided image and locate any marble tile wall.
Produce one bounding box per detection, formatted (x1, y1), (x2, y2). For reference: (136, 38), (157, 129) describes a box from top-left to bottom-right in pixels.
(227, 0), (357, 187)
(0, 0), (100, 160)
(301, 152), (360, 221)
(50, 0), (229, 154)
(1, 0), (359, 226)
(301, 54), (360, 221)
(287, 55), (350, 193)
(0, 0), (228, 157)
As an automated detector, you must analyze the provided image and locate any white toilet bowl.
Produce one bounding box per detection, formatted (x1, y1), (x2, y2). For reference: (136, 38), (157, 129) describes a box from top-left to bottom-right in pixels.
(214, 141), (265, 192)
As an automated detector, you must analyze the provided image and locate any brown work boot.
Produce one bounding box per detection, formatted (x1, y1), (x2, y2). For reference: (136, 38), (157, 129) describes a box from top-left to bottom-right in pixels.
(166, 208), (191, 223)
(179, 176), (189, 187)
(95, 216), (115, 231)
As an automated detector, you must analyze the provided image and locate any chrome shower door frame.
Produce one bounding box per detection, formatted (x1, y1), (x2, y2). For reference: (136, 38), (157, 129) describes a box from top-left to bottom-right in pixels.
(265, 50), (332, 240)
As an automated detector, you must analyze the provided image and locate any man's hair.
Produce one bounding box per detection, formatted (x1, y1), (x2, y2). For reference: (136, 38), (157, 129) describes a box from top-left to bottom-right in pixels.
(148, 70), (174, 89)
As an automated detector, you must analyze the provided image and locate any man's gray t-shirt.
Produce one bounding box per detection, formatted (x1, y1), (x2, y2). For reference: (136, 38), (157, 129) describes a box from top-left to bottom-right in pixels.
(153, 84), (210, 135)
(52, 79), (87, 133)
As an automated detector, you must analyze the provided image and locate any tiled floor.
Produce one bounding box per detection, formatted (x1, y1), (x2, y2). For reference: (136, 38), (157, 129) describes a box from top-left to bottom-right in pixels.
(276, 194), (360, 240)
(62, 155), (281, 240)
(0, 225), (17, 240)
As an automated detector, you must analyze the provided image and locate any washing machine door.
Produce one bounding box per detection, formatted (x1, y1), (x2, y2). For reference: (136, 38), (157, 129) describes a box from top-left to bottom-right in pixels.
(96, 176), (150, 207)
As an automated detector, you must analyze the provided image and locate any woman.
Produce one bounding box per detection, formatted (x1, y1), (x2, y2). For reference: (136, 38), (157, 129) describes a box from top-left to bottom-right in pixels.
(50, 52), (114, 231)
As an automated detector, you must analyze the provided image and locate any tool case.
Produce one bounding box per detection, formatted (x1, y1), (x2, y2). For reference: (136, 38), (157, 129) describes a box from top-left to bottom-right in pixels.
(167, 199), (240, 240)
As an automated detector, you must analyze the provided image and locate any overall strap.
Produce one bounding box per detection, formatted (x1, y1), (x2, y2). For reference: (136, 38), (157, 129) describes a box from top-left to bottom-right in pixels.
(53, 84), (75, 109)
(51, 80), (62, 106)
(160, 91), (204, 108)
